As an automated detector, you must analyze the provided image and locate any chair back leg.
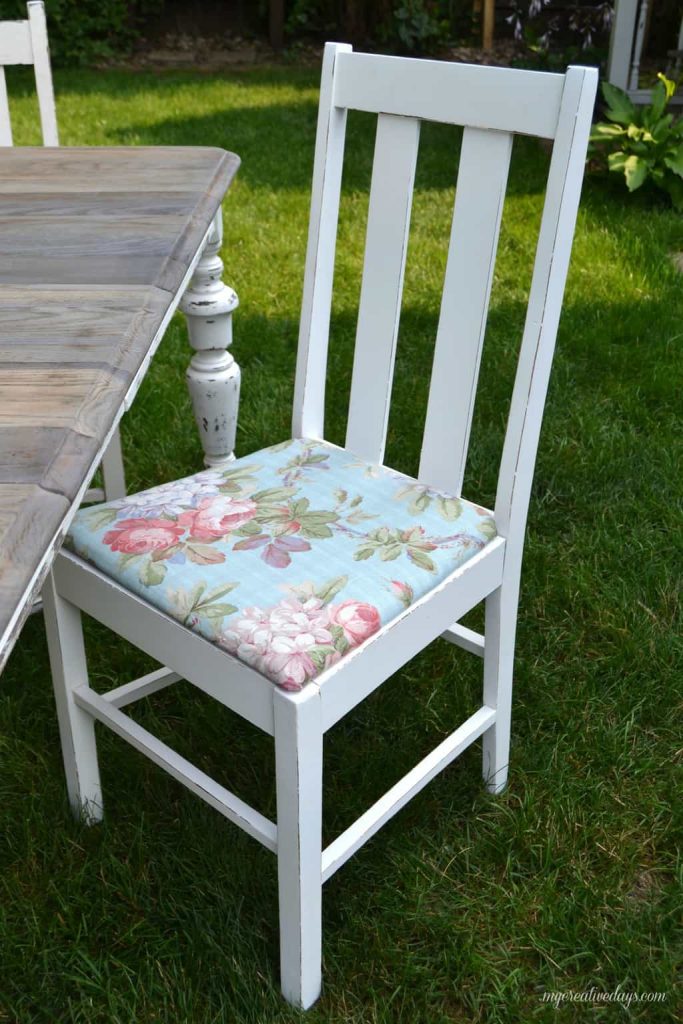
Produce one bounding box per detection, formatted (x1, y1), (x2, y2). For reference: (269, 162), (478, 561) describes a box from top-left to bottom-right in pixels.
(274, 687), (324, 1008)
(482, 583), (518, 794)
(42, 571), (103, 823)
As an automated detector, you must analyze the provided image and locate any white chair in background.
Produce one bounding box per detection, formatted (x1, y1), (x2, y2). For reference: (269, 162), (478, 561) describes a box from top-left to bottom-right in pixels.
(0, 0), (126, 502)
(42, 44), (597, 1009)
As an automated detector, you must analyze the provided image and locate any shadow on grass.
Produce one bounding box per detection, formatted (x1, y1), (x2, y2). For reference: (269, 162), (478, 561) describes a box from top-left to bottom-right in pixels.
(3, 65), (551, 196)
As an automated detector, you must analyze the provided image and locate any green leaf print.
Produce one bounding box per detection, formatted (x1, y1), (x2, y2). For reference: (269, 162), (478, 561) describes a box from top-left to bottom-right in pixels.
(118, 552), (141, 572)
(477, 517), (497, 540)
(139, 560), (166, 586)
(202, 603), (238, 621)
(307, 644), (336, 672)
(200, 582), (239, 604)
(353, 525), (438, 572)
(354, 546), (376, 561)
(252, 486), (297, 503)
(84, 507), (119, 530)
(316, 576), (348, 604)
(436, 496), (463, 521)
(268, 441), (295, 453)
(407, 548), (437, 573)
(299, 523), (334, 539)
(185, 543), (226, 565)
(216, 463), (262, 496)
(409, 492), (432, 515)
(379, 544), (403, 561)
(233, 520), (262, 537)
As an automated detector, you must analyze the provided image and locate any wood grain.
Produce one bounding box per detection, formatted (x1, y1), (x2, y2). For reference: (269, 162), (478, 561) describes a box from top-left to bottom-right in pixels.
(0, 146), (239, 671)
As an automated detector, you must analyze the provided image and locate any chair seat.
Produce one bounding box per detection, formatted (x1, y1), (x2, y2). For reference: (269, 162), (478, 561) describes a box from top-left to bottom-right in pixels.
(67, 439), (497, 690)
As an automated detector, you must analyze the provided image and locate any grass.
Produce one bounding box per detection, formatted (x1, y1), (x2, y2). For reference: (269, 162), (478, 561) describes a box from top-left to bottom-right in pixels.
(1, 65), (681, 1023)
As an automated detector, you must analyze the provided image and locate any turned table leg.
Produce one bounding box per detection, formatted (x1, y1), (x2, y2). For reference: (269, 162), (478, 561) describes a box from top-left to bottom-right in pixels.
(180, 210), (240, 467)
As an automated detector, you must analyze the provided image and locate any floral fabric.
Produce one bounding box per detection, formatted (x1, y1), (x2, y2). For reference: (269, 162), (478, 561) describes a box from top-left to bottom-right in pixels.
(67, 439), (497, 691)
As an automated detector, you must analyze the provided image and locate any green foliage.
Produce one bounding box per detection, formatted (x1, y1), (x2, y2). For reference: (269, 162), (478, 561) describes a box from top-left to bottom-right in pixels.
(0, 0), (163, 65)
(0, 66), (681, 1022)
(392, 0), (449, 53)
(284, 0), (453, 54)
(590, 74), (683, 210)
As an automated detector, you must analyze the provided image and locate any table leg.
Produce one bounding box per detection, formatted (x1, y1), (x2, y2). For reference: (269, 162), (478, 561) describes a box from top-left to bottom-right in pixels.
(180, 210), (240, 467)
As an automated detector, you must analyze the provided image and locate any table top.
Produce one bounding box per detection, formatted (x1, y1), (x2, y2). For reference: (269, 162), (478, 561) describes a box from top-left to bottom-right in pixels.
(0, 146), (239, 672)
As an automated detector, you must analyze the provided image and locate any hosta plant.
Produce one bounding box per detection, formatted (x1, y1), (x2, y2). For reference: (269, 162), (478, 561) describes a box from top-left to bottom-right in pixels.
(590, 74), (683, 210)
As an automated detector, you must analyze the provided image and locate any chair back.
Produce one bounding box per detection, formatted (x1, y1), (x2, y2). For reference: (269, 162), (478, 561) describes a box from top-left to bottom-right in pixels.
(0, 1), (58, 145)
(293, 44), (597, 553)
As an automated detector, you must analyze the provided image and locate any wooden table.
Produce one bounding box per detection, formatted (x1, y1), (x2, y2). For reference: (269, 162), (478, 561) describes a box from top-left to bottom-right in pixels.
(0, 146), (240, 672)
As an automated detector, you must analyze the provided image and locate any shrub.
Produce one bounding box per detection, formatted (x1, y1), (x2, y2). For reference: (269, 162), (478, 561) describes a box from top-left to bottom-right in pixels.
(590, 75), (683, 211)
(0, 0), (164, 65)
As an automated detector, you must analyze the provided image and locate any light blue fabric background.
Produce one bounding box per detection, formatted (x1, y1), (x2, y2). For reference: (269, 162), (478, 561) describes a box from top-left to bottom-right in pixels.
(67, 439), (496, 688)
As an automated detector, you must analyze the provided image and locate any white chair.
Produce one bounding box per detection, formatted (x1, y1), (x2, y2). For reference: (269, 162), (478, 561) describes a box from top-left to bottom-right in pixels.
(42, 45), (597, 1009)
(0, 0), (56, 145)
(0, 0), (126, 503)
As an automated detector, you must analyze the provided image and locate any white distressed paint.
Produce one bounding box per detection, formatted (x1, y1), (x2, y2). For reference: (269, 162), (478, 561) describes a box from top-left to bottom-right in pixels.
(41, 572), (102, 823)
(419, 127), (512, 496)
(180, 209), (240, 467)
(27, 1), (58, 145)
(333, 51), (565, 139)
(345, 113), (420, 464)
(75, 684), (278, 851)
(274, 686), (324, 1008)
(103, 666), (181, 709)
(441, 621), (486, 658)
(43, 47), (598, 1010)
(293, 41), (351, 441)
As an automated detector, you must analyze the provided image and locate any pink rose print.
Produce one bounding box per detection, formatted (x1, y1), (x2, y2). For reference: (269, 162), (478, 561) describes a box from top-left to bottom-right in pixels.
(264, 636), (317, 690)
(218, 593), (381, 690)
(103, 518), (185, 555)
(220, 596), (334, 689)
(178, 495), (257, 541)
(330, 600), (381, 646)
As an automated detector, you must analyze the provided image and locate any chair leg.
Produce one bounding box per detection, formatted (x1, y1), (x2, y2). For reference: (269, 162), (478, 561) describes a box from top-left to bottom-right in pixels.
(482, 583), (517, 794)
(273, 687), (323, 1009)
(41, 571), (103, 824)
(101, 428), (126, 501)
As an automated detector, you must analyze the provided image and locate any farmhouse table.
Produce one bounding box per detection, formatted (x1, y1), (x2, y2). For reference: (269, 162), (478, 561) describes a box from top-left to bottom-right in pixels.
(0, 146), (240, 673)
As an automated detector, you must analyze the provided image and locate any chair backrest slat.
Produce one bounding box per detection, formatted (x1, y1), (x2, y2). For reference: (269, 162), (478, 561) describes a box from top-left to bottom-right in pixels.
(29, 0), (58, 145)
(293, 42), (350, 440)
(333, 51), (564, 140)
(345, 112), (420, 463)
(418, 125), (512, 496)
(0, 2), (58, 148)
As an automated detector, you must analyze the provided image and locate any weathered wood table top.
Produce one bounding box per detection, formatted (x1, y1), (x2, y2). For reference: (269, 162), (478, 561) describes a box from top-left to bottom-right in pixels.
(0, 146), (240, 672)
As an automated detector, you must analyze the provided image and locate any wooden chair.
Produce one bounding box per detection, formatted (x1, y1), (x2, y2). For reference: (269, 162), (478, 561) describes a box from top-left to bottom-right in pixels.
(42, 45), (597, 1008)
(0, 1), (126, 503)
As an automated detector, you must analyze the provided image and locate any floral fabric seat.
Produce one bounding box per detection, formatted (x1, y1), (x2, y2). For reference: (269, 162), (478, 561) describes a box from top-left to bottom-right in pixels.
(67, 439), (497, 691)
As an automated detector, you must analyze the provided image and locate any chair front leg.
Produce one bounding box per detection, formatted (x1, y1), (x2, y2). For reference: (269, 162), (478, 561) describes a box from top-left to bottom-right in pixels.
(274, 686), (323, 1009)
(482, 582), (518, 794)
(41, 571), (102, 824)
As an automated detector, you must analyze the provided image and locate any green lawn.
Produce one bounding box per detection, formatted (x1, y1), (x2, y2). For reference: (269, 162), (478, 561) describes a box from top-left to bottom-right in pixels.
(1, 66), (681, 1023)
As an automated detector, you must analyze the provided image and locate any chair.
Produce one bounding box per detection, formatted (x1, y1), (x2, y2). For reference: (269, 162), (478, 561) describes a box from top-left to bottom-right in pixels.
(42, 45), (597, 1008)
(0, 1), (126, 503)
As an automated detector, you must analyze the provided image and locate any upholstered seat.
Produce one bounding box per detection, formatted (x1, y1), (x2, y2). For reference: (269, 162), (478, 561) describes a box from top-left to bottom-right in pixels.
(67, 438), (496, 690)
